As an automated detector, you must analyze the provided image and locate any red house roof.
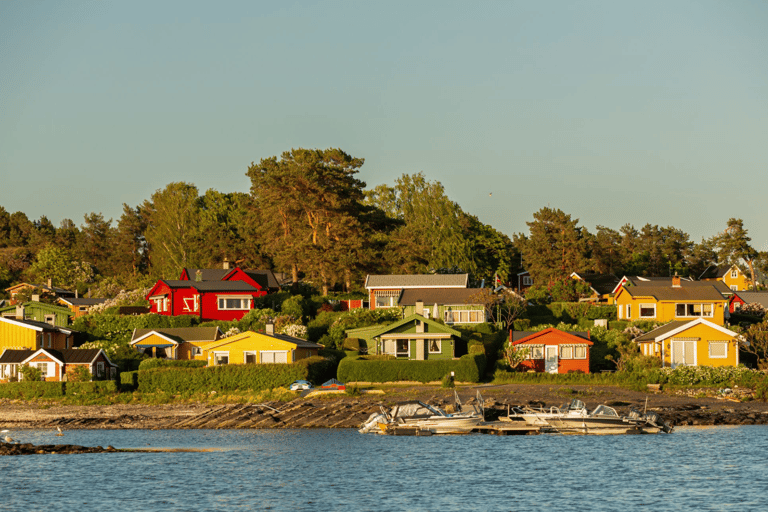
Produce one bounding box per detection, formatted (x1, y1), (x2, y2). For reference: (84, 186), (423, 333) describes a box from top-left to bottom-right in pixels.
(511, 327), (593, 346)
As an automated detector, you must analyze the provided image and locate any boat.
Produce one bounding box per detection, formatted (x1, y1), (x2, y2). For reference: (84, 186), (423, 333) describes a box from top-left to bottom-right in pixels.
(359, 395), (483, 435)
(524, 399), (674, 435)
(503, 400), (589, 430)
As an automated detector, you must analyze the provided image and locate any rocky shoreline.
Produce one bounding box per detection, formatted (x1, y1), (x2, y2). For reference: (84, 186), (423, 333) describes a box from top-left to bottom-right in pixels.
(1, 384), (767, 432)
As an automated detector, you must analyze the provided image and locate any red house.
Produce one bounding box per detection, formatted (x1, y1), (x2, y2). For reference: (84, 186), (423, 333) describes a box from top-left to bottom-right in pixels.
(145, 266), (279, 322)
(510, 328), (592, 374)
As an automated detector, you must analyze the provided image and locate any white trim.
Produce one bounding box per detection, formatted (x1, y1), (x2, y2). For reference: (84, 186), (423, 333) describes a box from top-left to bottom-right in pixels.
(0, 316), (44, 331)
(130, 332), (180, 346)
(212, 351), (229, 365)
(260, 350), (289, 364)
(428, 339), (441, 354)
(380, 333), (451, 339)
(708, 341), (729, 359)
(21, 349), (64, 367)
(638, 303), (656, 319)
(649, 318), (738, 342)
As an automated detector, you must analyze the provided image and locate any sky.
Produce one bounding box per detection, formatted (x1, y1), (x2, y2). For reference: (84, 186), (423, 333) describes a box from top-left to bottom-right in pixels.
(2, 1), (767, 250)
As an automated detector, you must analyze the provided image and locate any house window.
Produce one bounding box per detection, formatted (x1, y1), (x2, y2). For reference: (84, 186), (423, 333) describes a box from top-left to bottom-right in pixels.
(626, 304), (632, 319)
(396, 339), (409, 357)
(445, 309), (485, 324)
(730, 285), (738, 291)
(639, 304), (656, 319)
(214, 352), (229, 365)
(44, 314), (56, 326)
(429, 340), (441, 353)
(731, 270), (738, 278)
(217, 297), (251, 310)
(35, 363), (48, 378)
(574, 346), (587, 359)
(260, 351), (288, 364)
(374, 291), (399, 308)
(522, 276), (533, 286)
(675, 303), (714, 317)
(244, 352), (257, 364)
(560, 346), (574, 359)
(526, 345), (544, 359)
(96, 361), (105, 378)
(47, 333), (52, 348)
(709, 341), (728, 359)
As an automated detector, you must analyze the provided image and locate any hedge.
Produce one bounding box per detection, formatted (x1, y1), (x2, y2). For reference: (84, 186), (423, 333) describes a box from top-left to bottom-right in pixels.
(337, 354), (486, 383)
(120, 371), (139, 391)
(138, 359), (208, 370)
(67, 381), (120, 395)
(136, 359), (336, 394)
(0, 382), (65, 399)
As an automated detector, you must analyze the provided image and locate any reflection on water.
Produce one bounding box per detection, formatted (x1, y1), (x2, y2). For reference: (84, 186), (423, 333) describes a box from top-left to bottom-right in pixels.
(1, 427), (767, 511)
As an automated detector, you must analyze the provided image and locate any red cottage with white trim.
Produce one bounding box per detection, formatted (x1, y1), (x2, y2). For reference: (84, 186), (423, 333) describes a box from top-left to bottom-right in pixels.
(510, 327), (593, 374)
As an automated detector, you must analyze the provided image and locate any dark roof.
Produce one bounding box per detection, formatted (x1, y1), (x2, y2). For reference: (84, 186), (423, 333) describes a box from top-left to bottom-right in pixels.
(399, 288), (485, 306)
(699, 264), (732, 280)
(42, 349), (111, 364)
(242, 269), (280, 289)
(182, 268), (230, 281)
(131, 327), (223, 343)
(266, 332), (324, 349)
(572, 273), (621, 295)
(621, 281), (727, 301)
(634, 321), (691, 342)
(160, 280), (259, 292)
(0, 349), (34, 363)
(365, 274), (469, 289)
(733, 291), (768, 308)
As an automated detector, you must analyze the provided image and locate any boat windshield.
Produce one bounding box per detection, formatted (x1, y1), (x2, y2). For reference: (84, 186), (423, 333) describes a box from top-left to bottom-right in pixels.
(393, 402), (445, 418)
(591, 405), (619, 417)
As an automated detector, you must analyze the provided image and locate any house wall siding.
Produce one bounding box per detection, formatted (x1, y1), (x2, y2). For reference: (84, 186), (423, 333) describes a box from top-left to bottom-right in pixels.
(0, 322), (37, 351)
(648, 323), (739, 368)
(615, 292), (726, 325)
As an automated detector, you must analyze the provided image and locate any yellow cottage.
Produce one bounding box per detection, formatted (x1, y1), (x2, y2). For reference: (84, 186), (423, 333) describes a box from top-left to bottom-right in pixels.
(197, 329), (324, 366)
(634, 318), (740, 368)
(0, 317), (76, 352)
(130, 327), (223, 360)
(614, 276), (728, 325)
(699, 264), (752, 292)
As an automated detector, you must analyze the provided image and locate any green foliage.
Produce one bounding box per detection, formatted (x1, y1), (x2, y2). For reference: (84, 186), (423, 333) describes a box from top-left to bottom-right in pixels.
(325, 307), (403, 349)
(19, 364), (42, 382)
(120, 371), (139, 391)
(252, 292), (292, 312)
(138, 359), (207, 370)
(441, 373), (455, 388)
(337, 354), (485, 383)
(67, 381), (120, 395)
(0, 382), (65, 399)
(307, 310), (342, 342)
(69, 365), (93, 382)
(281, 294), (308, 321)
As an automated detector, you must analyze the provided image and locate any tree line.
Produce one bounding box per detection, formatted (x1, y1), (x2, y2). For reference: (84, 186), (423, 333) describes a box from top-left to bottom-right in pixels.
(1, 147), (764, 297)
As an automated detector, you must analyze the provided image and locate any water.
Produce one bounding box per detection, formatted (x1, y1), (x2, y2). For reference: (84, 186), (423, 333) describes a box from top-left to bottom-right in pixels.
(1, 426), (766, 511)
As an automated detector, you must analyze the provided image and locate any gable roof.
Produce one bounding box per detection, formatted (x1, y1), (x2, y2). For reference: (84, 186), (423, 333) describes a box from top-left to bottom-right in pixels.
(199, 330), (323, 351)
(4, 282), (75, 296)
(398, 288), (485, 306)
(131, 327), (223, 344)
(634, 318), (738, 342)
(511, 328), (592, 345)
(21, 348), (115, 366)
(699, 264), (738, 280)
(0, 349), (34, 364)
(618, 281), (727, 301)
(181, 268), (230, 281)
(0, 301), (74, 316)
(570, 273), (621, 296)
(367, 314), (461, 339)
(57, 297), (108, 307)
(731, 291), (768, 308)
(365, 274), (469, 289)
(151, 280), (260, 293)
(238, 269), (280, 289)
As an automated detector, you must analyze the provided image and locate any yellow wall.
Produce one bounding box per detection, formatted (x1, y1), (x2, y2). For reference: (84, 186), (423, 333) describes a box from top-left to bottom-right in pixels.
(0, 321), (38, 351)
(200, 331), (318, 365)
(722, 270), (750, 291)
(615, 290), (726, 325)
(638, 322), (739, 367)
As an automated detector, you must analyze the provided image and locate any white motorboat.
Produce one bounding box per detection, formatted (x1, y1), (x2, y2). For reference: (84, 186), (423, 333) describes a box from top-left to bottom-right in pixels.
(359, 400), (482, 435)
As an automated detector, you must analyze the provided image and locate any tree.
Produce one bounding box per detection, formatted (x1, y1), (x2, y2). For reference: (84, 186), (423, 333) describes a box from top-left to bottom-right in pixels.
(113, 204), (150, 278)
(247, 148), (370, 294)
(519, 207), (588, 286)
(588, 226), (623, 274)
(78, 212), (114, 275)
(24, 245), (95, 292)
(741, 320), (768, 369)
(713, 218), (759, 289)
(467, 288), (526, 330)
(144, 182), (204, 278)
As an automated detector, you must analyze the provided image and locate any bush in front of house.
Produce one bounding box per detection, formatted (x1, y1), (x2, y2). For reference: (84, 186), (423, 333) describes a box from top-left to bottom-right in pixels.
(135, 359), (336, 394)
(0, 382), (65, 399)
(138, 359), (208, 371)
(67, 381), (120, 395)
(336, 353), (486, 384)
(120, 371), (139, 391)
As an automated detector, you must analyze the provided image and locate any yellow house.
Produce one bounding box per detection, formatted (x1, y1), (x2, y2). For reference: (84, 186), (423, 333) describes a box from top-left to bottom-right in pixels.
(614, 276), (728, 326)
(0, 317), (76, 352)
(699, 264), (752, 291)
(634, 318), (740, 368)
(198, 330), (323, 366)
(130, 327), (223, 360)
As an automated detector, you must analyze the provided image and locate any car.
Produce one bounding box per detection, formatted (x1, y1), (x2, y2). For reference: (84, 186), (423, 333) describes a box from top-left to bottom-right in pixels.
(289, 380), (313, 391)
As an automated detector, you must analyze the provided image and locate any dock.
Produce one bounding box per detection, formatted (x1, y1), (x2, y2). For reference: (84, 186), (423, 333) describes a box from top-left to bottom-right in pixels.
(473, 421), (541, 435)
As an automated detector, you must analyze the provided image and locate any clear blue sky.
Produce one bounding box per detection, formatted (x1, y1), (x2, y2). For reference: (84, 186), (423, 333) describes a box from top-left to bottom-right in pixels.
(2, 1), (767, 249)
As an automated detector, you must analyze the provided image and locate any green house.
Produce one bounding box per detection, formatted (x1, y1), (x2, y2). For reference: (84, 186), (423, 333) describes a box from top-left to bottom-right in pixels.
(346, 313), (461, 360)
(0, 301), (74, 327)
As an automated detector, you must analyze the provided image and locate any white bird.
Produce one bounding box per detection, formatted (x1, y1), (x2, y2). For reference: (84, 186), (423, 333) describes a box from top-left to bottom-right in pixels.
(4, 436), (13, 444)
(56, 426), (64, 436)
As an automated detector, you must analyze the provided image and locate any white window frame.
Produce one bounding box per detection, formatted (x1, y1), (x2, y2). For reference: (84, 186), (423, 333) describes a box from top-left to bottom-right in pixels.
(182, 295), (200, 313)
(444, 309), (485, 324)
(560, 346), (574, 359)
(730, 285), (738, 291)
(213, 351), (229, 365)
(244, 351), (258, 364)
(574, 346), (587, 359)
(428, 339), (441, 354)
(395, 339), (410, 358)
(217, 296), (251, 311)
(626, 304), (632, 319)
(522, 276), (533, 286)
(731, 270), (738, 278)
(35, 362), (50, 378)
(708, 341), (728, 359)
(260, 350), (289, 364)
(638, 303), (656, 319)
(675, 303), (714, 318)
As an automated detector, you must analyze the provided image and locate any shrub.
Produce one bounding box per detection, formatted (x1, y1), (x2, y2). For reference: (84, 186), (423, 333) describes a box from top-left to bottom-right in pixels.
(441, 373), (455, 388)
(69, 365), (93, 382)
(67, 381), (120, 395)
(138, 359), (208, 371)
(337, 354), (486, 383)
(120, 371), (139, 391)
(19, 365), (42, 382)
(0, 382), (65, 399)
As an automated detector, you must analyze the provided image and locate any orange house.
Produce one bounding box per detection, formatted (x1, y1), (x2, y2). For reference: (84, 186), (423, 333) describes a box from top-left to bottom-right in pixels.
(699, 264), (752, 291)
(510, 328), (593, 374)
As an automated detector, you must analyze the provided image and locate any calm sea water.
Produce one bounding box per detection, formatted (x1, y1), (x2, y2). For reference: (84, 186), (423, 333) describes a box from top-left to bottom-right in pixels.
(1, 426), (766, 511)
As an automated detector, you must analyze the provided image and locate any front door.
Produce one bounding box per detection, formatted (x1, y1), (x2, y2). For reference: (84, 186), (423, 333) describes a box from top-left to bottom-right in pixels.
(545, 346), (559, 373)
(671, 340), (696, 368)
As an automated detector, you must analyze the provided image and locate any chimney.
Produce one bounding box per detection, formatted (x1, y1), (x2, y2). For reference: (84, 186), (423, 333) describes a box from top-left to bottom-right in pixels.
(195, 269), (203, 282)
(223, 259), (231, 270)
(47, 278), (52, 288)
(15, 305), (24, 319)
(415, 300), (424, 316)
(31, 294), (40, 302)
(266, 321), (274, 335)
(672, 273), (681, 288)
